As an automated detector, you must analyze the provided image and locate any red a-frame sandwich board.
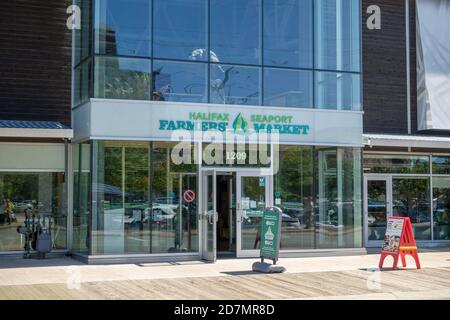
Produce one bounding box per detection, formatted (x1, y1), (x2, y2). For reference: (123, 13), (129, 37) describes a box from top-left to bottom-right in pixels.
(379, 217), (421, 270)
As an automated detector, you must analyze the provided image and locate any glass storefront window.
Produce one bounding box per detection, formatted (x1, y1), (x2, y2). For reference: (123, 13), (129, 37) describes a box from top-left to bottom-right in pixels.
(0, 172), (67, 251)
(315, 71), (361, 110)
(210, 0), (261, 65)
(73, 143), (91, 254)
(94, 56), (151, 100)
(364, 154), (430, 174)
(432, 177), (450, 240)
(95, 0), (151, 57)
(316, 147), (362, 248)
(78, 0), (362, 110)
(392, 177), (431, 240)
(154, 0), (207, 61)
(263, 0), (313, 68)
(210, 64), (260, 105)
(432, 156), (450, 175)
(274, 145), (314, 249)
(91, 141), (198, 255)
(153, 60), (207, 103)
(315, 0), (360, 72)
(264, 68), (313, 108)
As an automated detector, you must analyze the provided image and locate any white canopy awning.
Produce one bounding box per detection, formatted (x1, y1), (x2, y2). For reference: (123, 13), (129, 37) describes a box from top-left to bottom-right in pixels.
(363, 134), (450, 149)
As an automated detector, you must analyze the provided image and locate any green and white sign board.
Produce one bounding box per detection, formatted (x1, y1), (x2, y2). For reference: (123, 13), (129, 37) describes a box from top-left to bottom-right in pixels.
(260, 209), (282, 262)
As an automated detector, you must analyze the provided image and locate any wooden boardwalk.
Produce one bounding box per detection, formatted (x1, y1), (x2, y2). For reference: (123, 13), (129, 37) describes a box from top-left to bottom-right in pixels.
(1, 267), (450, 300)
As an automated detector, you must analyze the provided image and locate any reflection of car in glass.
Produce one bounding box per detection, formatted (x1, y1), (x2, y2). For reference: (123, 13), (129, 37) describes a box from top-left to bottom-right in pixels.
(281, 214), (301, 229)
(393, 199), (430, 223)
(148, 205), (177, 223)
(312, 200), (354, 228)
(14, 200), (43, 211)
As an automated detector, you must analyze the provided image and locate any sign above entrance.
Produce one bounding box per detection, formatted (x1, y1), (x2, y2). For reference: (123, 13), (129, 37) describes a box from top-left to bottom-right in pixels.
(159, 112), (310, 136)
(75, 100), (363, 147)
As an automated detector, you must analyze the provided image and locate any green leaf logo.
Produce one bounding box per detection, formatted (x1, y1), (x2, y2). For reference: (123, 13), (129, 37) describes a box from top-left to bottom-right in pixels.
(232, 113), (248, 133)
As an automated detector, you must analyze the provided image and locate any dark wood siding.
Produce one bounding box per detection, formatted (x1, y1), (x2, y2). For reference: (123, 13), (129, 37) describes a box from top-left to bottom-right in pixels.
(0, 0), (72, 127)
(362, 0), (410, 134)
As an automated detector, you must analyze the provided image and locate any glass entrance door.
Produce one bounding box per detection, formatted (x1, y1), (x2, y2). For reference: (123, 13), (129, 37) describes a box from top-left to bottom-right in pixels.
(201, 170), (217, 261)
(236, 172), (272, 257)
(364, 175), (392, 247)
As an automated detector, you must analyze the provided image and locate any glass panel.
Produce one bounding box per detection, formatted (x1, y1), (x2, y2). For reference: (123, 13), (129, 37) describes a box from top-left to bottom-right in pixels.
(210, 64), (260, 105)
(95, 0), (151, 57)
(153, 60), (207, 103)
(264, 0), (313, 68)
(432, 177), (450, 240)
(92, 141), (198, 255)
(264, 68), (313, 108)
(206, 174), (214, 254)
(210, 0), (261, 65)
(154, 0), (207, 61)
(73, 143), (91, 254)
(274, 145), (314, 249)
(392, 178), (431, 240)
(367, 180), (387, 241)
(364, 154), (430, 174)
(74, 0), (91, 65)
(150, 142), (198, 253)
(74, 60), (91, 107)
(315, 71), (361, 110)
(432, 156), (450, 175)
(0, 172), (67, 251)
(316, 147), (362, 248)
(315, 0), (360, 72)
(95, 56), (151, 100)
(240, 176), (266, 250)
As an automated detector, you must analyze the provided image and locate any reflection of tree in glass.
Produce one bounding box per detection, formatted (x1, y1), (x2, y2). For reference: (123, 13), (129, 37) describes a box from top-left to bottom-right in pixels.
(105, 71), (151, 100)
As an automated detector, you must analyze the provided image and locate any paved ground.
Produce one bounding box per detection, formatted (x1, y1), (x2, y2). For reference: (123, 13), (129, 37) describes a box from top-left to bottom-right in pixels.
(0, 251), (450, 299)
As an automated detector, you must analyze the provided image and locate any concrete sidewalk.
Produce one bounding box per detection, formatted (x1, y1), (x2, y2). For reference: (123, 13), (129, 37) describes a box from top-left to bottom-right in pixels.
(0, 251), (449, 299)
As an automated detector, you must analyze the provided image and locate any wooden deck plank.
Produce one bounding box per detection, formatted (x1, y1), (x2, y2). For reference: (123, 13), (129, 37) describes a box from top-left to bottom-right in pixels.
(1, 267), (450, 300)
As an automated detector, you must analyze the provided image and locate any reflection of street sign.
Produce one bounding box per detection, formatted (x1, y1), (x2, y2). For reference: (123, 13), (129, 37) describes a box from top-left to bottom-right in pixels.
(183, 189), (196, 203)
(259, 177), (265, 187)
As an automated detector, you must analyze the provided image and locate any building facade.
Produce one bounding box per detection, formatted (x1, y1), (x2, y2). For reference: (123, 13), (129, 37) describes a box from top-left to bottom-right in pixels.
(72, 0), (363, 263)
(0, 0), (73, 254)
(0, 0), (448, 263)
(362, 0), (450, 248)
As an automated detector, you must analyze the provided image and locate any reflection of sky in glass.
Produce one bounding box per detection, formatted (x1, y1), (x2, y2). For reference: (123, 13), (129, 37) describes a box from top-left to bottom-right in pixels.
(210, 0), (261, 65)
(154, 0), (207, 60)
(210, 65), (260, 105)
(264, 0), (313, 68)
(153, 61), (207, 103)
(91, 0), (361, 109)
(315, 72), (360, 110)
(264, 68), (313, 108)
(315, 0), (360, 72)
(99, 0), (151, 57)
